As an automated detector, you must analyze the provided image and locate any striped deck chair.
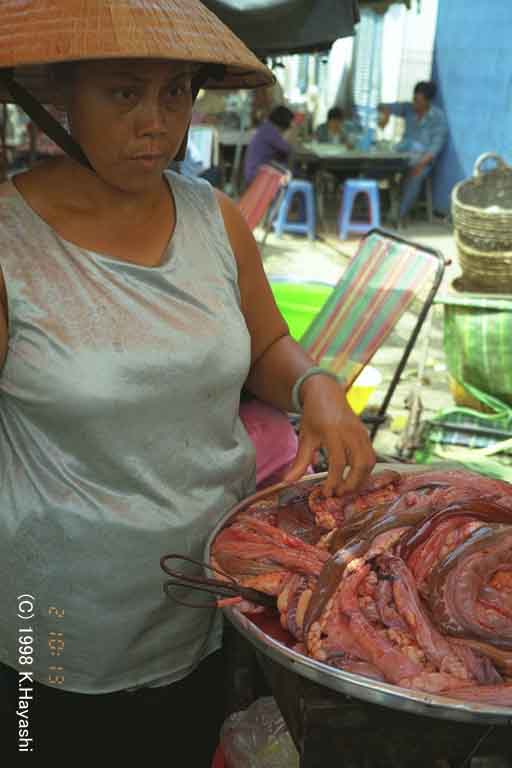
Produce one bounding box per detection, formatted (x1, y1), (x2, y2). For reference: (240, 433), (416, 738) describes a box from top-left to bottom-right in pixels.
(237, 163), (291, 250)
(299, 227), (446, 438)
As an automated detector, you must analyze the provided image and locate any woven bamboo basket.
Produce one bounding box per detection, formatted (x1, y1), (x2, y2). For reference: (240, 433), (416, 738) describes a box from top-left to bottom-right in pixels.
(455, 231), (512, 292)
(452, 153), (512, 253)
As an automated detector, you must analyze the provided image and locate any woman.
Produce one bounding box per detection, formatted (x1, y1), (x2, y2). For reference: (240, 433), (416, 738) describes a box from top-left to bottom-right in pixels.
(0, 0), (375, 760)
(243, 104), (297, 186)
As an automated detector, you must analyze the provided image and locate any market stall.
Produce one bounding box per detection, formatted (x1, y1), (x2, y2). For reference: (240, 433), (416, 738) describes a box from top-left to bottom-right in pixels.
(197, 467), (512, 766)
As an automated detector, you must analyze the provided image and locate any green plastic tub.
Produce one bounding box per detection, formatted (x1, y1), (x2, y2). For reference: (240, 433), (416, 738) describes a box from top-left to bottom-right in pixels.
(269, 278), (382, 414)
(270, 279), (333, 341)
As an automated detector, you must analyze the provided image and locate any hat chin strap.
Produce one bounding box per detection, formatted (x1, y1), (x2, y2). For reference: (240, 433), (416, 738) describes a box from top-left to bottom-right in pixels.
(0, 69), (93, 170)
(0, 64), (226, 171)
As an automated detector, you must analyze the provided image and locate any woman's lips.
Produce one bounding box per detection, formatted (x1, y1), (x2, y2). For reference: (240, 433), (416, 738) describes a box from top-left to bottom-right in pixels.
(131, 154), (166, 169)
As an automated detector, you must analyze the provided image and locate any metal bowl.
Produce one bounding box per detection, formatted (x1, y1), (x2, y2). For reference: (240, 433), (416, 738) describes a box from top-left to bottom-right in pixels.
(205, 467), (512, 725)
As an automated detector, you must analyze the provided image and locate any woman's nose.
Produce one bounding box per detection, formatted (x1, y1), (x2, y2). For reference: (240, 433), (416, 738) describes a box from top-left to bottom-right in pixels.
(136, 98), (168, 136)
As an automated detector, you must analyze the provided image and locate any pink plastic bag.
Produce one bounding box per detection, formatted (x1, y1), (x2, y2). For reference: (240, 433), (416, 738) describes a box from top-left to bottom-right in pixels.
(239, 399), (298, 489)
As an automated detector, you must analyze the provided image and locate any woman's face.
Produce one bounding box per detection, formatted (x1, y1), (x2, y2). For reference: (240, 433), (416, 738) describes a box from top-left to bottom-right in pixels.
(65, 59), (197, 192)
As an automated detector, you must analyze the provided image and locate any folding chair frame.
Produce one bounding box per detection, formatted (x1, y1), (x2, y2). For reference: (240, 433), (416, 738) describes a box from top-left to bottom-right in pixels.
(361, 227), (446, 439)
(280, 227), (447, 444)
(237, 162), (291, 253)
(259, 170), (291, 250)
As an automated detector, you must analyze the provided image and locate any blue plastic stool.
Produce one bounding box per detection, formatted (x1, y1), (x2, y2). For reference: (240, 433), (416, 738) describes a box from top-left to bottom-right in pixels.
(273, 179), (316, 240)
(338, 179), (381, 239)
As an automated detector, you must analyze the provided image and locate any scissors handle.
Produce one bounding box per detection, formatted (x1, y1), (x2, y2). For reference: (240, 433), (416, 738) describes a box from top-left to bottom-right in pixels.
(160, 553), (276, 609)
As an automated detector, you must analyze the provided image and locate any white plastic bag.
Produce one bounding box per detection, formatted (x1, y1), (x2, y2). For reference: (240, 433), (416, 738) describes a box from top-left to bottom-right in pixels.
(220, 696), (299, 768)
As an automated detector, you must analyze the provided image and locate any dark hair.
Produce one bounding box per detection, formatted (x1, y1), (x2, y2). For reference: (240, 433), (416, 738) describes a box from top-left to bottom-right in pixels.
(414, 81), (436, 101)
(268, 105), (294, 130)
(49, 61), (78, 86)
(327, 106), (344, 121)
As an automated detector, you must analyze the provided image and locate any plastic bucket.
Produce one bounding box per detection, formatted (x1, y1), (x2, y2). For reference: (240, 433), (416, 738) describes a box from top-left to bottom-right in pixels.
(346, 365), (382, 414)
(269, 279), (382, 414)
(437, 281), (512, 412)
(269, 279), (333, 341)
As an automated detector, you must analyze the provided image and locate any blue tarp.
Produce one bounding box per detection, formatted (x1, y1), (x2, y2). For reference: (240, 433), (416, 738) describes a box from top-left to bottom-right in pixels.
(432, 1), (512, 214)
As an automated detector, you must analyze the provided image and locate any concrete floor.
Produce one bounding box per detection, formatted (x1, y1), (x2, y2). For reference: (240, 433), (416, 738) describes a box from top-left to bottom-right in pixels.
(258, 211), (462, 459)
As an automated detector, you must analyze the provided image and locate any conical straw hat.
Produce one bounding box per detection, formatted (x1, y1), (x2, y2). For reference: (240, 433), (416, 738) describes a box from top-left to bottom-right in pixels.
(0, 0), (274, 103)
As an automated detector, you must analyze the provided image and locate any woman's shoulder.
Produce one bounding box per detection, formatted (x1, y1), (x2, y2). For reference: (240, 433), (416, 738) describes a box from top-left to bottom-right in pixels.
(0, 175), (46, 263)
(165, 168), (211, 194)
(0, 181), (18, 324)
(165, 169), (218, 212)
(0, 180), (18, 206)
(165, 169), (235, 245)
(0, 180), (15, 198)
(0, 179), (25, 233)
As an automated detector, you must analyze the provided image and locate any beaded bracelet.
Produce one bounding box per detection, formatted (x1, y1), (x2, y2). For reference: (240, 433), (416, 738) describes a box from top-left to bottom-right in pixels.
(290, 366), (341, 413)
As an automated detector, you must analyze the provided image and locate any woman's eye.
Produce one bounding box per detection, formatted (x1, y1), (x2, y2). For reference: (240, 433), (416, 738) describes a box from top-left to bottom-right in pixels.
(169, 83), (190, 98)
(112, 88), (138, 104)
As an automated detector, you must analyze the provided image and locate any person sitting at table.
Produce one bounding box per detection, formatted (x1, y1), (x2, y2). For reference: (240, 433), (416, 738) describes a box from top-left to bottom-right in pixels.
(315, 106), (346, 145)
(243, 105), (297, 187)
(378, 80), (448, 224)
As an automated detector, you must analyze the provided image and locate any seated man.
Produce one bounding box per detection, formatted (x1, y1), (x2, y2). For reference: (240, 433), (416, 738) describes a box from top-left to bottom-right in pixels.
(315, 106), (346, 144)
(315, 106), (362, 148)
(379, 81), (448, 223)
(243, 105), (297, 187)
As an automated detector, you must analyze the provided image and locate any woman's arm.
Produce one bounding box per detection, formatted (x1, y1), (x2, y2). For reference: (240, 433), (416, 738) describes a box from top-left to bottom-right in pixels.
(215, 190), (375, 495)
(214, 189), (310, 404)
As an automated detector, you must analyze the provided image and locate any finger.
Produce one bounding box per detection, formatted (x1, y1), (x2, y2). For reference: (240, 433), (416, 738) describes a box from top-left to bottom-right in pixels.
(282, 451), (315, 483)
(282, 434), (317, 483)
(339, 448), (376, 495)
(322, 443), (348, 497)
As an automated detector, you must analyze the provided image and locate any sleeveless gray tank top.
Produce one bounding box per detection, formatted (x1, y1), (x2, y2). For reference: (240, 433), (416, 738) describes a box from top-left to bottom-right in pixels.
(0, 172), (256, 693)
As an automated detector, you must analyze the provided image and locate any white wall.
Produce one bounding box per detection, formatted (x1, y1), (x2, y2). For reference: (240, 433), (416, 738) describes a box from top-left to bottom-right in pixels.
(381, 0), (439, 102)
(379, 0), (439, 140)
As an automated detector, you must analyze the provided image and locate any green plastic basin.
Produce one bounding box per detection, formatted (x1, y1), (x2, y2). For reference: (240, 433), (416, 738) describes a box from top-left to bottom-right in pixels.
(270, 280), (333, 341)
(269, 279), (382, 414)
